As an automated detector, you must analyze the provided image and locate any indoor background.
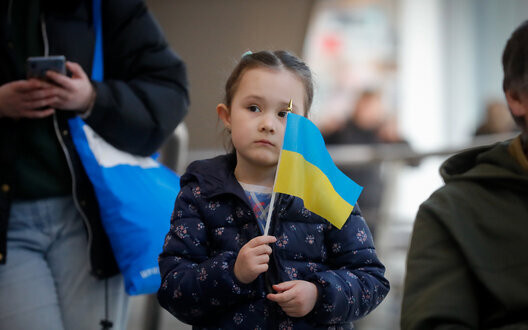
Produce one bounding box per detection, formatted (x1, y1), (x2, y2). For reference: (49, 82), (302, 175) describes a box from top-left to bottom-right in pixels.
(128, 1), (528, 329)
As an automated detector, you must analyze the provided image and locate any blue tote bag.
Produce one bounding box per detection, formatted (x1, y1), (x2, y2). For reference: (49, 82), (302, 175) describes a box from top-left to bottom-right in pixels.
(68, 0), (179, 295)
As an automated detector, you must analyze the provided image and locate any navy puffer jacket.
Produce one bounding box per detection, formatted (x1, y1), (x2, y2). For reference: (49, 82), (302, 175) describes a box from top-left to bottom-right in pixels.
(158, 154), (389, 329)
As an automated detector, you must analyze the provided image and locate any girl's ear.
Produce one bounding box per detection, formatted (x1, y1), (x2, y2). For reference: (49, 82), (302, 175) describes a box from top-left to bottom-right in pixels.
(505, 90), (527, 117)
(216, 103), (231, 129)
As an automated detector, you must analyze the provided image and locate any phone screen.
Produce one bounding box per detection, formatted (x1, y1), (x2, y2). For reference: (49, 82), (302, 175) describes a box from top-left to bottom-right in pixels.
(26, 55), (66, 79)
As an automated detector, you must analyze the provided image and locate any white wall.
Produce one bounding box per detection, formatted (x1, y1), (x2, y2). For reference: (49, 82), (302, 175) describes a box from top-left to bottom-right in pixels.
(398, 0), (445, 151)
(398, 0), (528, 150)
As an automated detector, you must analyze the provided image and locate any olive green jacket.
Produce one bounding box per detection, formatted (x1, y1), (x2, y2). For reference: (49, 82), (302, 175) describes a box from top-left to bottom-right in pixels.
(402, 139), (528, 329)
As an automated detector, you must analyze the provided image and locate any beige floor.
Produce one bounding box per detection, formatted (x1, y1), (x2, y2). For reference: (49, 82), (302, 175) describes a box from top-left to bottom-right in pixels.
(127, 294), (191, 330)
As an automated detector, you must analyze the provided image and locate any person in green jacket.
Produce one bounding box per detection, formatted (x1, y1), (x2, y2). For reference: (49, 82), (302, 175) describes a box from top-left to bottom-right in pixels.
(401, 20), (528, 329)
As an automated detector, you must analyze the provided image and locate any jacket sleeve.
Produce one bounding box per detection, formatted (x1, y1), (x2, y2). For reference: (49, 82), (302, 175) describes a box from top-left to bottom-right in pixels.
(157, 182), (257, 325)
(305, 207), (390, 324)
(85, 0), (189, 156)
(401, 194), (479, 330)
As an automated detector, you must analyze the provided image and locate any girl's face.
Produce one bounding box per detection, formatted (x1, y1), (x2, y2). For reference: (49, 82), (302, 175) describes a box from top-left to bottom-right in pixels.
(217, 67), (307, 177)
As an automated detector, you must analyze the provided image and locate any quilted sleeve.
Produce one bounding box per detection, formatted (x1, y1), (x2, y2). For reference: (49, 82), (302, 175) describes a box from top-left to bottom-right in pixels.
(305, 207), (390, 324)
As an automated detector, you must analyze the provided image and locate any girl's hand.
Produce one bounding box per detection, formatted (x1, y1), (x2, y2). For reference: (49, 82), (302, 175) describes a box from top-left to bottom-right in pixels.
(234, 235), (276, 284)
(267, 280), (318, 317)
(0, 79), (57, 119)
(45, 61), (95, 113)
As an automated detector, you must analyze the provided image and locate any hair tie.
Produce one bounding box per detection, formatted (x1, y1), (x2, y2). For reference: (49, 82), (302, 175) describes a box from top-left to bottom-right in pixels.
(241, 50), (253, 58)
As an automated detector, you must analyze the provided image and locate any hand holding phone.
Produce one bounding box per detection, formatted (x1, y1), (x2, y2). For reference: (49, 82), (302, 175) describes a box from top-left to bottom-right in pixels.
(43, 60), (96, 113)
(0, 80), (57, 118)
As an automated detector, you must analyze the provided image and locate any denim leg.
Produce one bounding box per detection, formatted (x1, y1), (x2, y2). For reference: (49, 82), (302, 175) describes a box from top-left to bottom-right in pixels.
(0, 197), (129, 330)
(0, 198), (65, 330)
(47, 197), (129, 330)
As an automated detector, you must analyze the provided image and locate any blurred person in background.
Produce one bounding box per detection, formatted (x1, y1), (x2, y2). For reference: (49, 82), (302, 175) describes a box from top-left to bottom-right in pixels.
(475, 99), (518, 136)
(324, 89), (410, 237)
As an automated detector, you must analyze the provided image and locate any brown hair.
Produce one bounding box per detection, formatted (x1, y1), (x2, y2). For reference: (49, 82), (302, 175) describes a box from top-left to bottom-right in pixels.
(502, 20), (528, 128)
(223, 50), (314, 116)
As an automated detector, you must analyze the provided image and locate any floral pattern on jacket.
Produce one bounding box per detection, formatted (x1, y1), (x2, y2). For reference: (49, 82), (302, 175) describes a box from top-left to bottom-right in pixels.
(158, 154), (389, 329)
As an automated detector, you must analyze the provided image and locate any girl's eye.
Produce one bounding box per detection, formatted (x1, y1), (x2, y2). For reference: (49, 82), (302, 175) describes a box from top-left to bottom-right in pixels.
(278, 111), (288, 118)
(248, 105), (261, 112)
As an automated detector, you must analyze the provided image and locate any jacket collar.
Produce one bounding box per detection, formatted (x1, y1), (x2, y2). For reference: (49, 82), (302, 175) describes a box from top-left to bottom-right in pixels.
(181, 153), (249, 203)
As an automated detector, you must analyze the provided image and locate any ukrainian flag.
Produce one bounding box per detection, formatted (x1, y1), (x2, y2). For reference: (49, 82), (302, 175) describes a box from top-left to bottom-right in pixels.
(274, 113), (363, 229)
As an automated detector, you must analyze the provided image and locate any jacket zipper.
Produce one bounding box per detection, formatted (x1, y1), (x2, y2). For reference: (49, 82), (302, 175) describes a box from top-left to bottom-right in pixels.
(53, 114), (93, 260)
(43, 15), (93, 259)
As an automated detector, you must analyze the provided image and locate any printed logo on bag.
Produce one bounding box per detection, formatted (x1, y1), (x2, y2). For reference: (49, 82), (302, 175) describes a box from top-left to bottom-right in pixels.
(140, 267), (160, 279)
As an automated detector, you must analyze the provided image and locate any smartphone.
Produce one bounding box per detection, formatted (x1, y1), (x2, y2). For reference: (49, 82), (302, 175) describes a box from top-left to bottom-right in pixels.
(26, 55), (66, 79)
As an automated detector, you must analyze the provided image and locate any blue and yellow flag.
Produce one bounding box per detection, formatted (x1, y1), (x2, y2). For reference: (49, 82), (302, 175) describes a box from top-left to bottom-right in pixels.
(273, 113), (363, 229)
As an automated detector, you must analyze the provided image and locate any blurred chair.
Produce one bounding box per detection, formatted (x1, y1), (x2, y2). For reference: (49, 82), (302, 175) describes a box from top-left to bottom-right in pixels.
(159, 122), (189, 174)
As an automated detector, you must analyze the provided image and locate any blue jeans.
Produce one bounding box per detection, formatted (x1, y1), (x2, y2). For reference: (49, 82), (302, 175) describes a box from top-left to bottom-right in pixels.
(0, 197), (129, 330)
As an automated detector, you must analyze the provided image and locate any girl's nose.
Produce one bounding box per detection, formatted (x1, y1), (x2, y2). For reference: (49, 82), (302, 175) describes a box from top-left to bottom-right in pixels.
(259, 114), (276, 133)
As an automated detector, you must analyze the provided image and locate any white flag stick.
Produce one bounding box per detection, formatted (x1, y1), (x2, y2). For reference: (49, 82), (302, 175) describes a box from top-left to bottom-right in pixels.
(263, 146), (282, 236)
(263, 191), (276, 236)
(263, 101), (292, 236)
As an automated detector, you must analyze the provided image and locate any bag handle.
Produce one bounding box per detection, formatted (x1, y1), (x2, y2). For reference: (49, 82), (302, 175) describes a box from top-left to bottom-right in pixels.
(90, 6), (114, 330)
(92, 0), (103, 82)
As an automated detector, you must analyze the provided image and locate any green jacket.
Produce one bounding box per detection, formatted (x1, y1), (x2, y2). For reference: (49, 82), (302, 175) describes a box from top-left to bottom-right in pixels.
(401, 138), (528, 329)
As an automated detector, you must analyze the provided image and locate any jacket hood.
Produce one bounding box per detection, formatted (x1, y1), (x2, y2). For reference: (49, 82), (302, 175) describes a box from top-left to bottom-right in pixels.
(440, 138), (528, 191)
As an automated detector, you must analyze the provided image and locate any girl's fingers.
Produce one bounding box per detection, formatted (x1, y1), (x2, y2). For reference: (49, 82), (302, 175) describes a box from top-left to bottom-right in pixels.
(252, 244), (273, 256)
(255, 263), (269, 274)
(267, 290), (295, 304)
(253, 254), (270, 265)
(273, 281), (296, 292)
(280, 305), (297, 313)
(248, 235), (277, 247)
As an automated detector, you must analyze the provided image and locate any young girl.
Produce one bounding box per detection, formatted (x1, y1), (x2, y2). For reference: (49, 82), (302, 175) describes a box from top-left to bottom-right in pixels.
(157, 50), (389, 329)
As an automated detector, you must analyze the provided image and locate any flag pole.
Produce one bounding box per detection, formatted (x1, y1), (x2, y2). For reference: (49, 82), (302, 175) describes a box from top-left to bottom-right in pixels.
(263, 99), (293, 236)
(263, 192), (276, 236)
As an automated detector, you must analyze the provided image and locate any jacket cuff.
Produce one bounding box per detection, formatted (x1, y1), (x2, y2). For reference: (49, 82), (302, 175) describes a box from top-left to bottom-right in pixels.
(84, 81), (112, 128)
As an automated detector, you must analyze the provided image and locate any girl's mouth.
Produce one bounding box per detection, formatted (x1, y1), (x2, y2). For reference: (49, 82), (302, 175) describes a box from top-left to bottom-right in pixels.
(255, 139), (274, 146)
